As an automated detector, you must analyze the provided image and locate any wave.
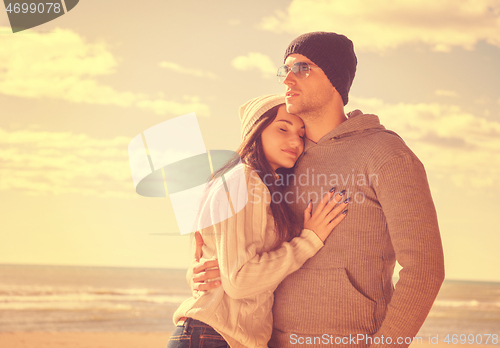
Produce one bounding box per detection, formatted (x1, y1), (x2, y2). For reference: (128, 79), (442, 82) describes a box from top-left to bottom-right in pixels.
(433, 299), (500, 309)
(0, 285), (190, 310)
(0, 284), (188, 297)
(0, 301), (134, 311)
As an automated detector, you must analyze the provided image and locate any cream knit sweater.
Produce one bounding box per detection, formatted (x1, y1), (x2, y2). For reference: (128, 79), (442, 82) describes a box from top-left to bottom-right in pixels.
(173, 164), (324, 348)
(270, 110), (445, 348)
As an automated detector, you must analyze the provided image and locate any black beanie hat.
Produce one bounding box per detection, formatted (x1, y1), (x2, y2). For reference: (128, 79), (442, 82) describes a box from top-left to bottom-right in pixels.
(284, 32), (357, 105)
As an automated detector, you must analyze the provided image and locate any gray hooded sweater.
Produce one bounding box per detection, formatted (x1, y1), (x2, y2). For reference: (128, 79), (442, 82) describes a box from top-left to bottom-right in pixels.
(270, 110), (445, 348)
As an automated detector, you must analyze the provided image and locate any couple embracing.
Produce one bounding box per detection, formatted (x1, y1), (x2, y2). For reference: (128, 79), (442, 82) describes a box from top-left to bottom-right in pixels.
(166, 32), (445, 348)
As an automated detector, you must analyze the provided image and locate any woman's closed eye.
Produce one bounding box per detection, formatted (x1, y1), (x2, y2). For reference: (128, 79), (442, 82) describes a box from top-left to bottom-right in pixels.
(279, 126), (305, 140)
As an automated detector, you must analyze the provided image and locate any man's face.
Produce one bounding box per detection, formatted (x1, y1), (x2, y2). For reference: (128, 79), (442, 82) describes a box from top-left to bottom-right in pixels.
(283, 54), (336, 118)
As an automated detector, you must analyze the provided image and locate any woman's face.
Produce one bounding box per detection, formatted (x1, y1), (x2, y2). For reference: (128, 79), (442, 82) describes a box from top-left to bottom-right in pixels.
(261, 105), (305, 171)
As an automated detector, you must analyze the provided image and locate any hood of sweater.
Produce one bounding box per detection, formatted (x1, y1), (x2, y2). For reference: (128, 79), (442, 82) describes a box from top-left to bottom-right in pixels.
(304, 109), (400, 151)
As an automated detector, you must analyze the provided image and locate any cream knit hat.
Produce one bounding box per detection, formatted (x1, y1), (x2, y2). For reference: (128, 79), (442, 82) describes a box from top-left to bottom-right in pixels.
(239, 94), (285, 140)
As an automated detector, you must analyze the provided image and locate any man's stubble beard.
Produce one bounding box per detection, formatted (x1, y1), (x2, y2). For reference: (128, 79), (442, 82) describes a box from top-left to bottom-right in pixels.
(286, 96), (324, 123)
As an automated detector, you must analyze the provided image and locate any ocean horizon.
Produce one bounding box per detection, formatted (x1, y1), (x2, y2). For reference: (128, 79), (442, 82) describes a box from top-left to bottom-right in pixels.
(1, 263), (499, 345)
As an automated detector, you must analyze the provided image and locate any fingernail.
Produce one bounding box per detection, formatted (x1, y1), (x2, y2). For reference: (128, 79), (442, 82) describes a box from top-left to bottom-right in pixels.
(309, 199), (312, 205)
(344, 198), (350, 204)
(342, 209), (348, 215)
(339, 190), (346, 196)
(329, 187), (336, 193)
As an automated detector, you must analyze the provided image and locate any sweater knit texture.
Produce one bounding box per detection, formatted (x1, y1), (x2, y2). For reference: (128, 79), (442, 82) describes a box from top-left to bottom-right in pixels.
(269, 110), (445, 348)
(173, 164), (324, 348)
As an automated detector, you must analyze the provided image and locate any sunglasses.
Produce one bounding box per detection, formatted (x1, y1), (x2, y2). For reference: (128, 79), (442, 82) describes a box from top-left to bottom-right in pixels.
(277, 62), (322, 84)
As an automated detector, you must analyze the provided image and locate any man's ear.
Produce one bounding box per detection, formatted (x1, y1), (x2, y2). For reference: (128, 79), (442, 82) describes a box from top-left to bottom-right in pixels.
(331, 86), (343, 104)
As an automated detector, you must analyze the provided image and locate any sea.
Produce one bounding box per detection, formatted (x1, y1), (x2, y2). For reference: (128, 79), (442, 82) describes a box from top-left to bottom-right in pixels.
(1, 264), (499, 345)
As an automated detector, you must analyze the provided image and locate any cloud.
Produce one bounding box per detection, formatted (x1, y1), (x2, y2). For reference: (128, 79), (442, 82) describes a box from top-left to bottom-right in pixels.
(259, 0), (500, 52)
(0, 125), (215, 197)
(435, 89), (458, 97)
(231, 52), (276, 78)
(0, 27), (210, 116)
(0, 128), (135, 197)
(348, 96), (500, 189)
(159, 61), (218, 80)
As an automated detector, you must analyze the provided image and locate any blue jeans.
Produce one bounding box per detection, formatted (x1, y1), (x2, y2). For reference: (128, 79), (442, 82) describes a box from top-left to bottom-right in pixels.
(166, 318), (230, 348)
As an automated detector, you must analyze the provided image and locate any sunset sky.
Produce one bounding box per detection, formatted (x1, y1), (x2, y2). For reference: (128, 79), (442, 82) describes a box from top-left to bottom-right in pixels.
(1, 0), (499, 282)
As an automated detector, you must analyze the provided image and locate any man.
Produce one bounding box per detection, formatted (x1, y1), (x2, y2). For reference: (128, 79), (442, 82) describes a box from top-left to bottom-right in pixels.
(191, 32), (445, 348)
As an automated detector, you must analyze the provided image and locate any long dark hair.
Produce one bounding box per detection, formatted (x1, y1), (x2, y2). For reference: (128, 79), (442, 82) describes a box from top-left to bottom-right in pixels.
(210, 104), (300, 249)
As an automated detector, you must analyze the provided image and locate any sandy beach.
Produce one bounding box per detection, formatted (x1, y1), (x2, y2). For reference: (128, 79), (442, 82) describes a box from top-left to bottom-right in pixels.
(0, 332), (172, 348)
(0, 332), (492, 348)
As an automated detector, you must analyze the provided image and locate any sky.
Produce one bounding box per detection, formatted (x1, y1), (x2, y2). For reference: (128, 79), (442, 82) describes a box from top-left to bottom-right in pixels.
(0, 0), (499, 282)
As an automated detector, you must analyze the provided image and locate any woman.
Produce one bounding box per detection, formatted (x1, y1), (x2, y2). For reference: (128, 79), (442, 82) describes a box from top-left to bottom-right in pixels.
(167, 95), (349, 348)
